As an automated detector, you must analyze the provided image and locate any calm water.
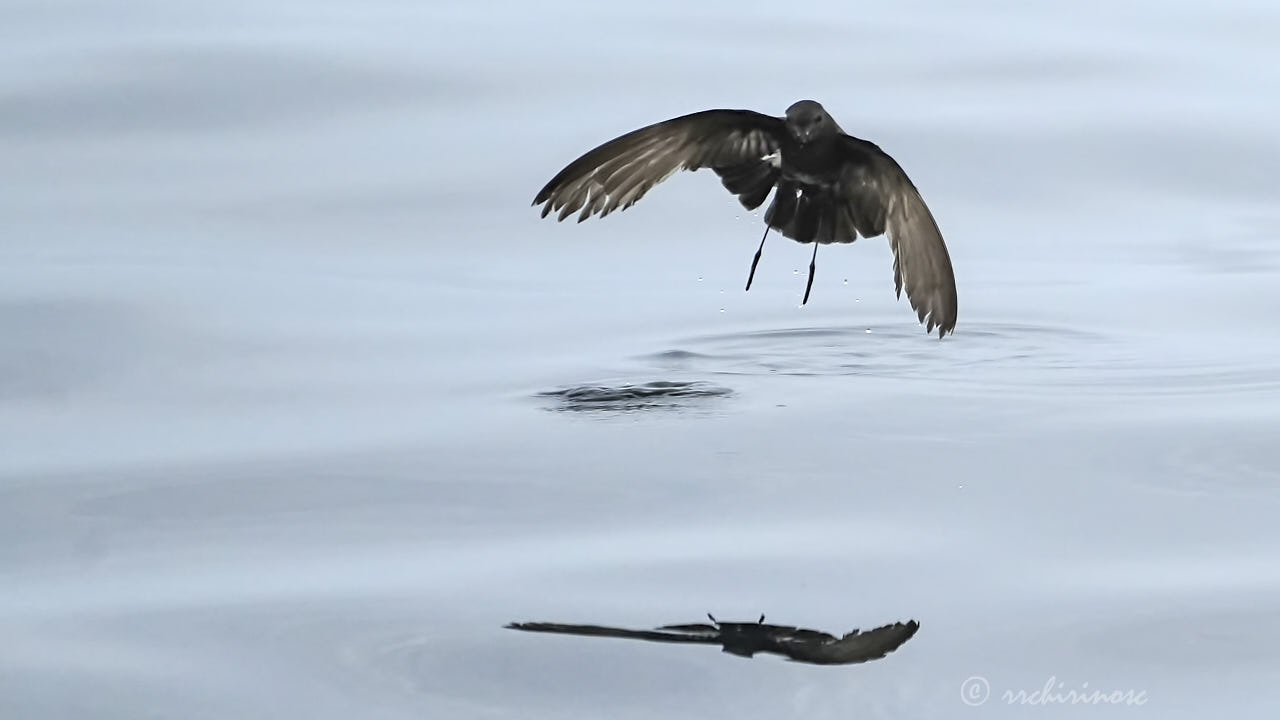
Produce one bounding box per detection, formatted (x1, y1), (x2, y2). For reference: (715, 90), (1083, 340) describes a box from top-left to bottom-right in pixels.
(3, 1), (1279, 717)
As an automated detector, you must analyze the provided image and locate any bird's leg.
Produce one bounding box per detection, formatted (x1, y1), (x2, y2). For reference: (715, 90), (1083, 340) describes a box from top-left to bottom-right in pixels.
(802, 242), (819, 305)
(745, 225), (770, 292)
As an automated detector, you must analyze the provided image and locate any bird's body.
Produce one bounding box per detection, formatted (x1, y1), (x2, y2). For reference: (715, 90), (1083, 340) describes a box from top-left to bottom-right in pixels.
(533, 100), (958, 337)
(773, 106), (848, 195)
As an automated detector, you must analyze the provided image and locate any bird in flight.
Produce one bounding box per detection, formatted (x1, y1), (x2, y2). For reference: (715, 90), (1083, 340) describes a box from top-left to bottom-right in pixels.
(533, 100), (958, 338)
(506, 613), (920, 666)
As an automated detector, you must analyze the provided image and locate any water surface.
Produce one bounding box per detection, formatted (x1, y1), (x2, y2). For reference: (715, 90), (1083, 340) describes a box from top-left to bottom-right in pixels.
(3, 1), (1280, 717)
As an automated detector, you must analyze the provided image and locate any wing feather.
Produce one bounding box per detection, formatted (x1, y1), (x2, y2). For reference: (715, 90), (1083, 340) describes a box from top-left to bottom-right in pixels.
(839, 137), (958, 337)
(505, 621), (717, 644)
(534, 110), (785, 222)
(776, 620), (920, 665)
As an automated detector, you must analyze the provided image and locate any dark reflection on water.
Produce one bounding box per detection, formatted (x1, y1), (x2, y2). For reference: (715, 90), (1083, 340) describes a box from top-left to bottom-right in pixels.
(538, 380), (733, 412)
(505, 614), (921, 666)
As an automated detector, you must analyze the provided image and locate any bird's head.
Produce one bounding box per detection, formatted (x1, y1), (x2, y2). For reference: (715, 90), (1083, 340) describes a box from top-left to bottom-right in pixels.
(785, 100), (834, 144)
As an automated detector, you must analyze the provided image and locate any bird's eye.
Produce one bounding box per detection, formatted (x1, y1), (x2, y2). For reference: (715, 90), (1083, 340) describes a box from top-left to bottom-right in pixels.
(812, 116), (822, 124)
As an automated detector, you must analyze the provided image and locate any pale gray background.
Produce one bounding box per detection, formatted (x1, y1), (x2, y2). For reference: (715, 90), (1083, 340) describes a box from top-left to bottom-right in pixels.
(2, 0), (1279, 717)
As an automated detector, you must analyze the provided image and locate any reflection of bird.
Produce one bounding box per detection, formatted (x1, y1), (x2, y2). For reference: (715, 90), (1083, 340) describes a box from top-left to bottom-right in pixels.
(506, 614), (920, 666)
(533, 100), (957, 337)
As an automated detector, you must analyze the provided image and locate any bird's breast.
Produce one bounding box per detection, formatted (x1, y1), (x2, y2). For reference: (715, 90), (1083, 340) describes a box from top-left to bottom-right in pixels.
(781, 167), (839, 188)
(779, 143), (842, 189)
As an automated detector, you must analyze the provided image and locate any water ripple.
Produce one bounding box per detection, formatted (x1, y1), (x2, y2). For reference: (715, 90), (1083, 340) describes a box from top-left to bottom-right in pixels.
(641, 322), (1280, 397)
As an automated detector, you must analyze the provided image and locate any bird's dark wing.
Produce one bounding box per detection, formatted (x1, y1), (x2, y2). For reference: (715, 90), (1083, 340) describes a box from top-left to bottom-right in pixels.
(505, 621), (718, 644)
(533, 110), (785, 222)
(838, 137), (958, 338)
(773, 620), (920, 665)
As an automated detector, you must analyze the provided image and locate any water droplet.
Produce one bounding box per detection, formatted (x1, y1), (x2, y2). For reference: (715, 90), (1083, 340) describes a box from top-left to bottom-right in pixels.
(843, 278), (848, 284)
(854, 297), (861, 303)
(719, 289), (724, 294)
(719, 308), (725, 313)
(697, 276), (703, 282)
(793, 269), (799, 275)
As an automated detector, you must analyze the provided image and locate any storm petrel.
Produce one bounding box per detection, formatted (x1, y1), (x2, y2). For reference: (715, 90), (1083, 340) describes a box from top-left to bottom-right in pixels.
(533, 100), (958, 337)
(506, 613), (921, 665)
